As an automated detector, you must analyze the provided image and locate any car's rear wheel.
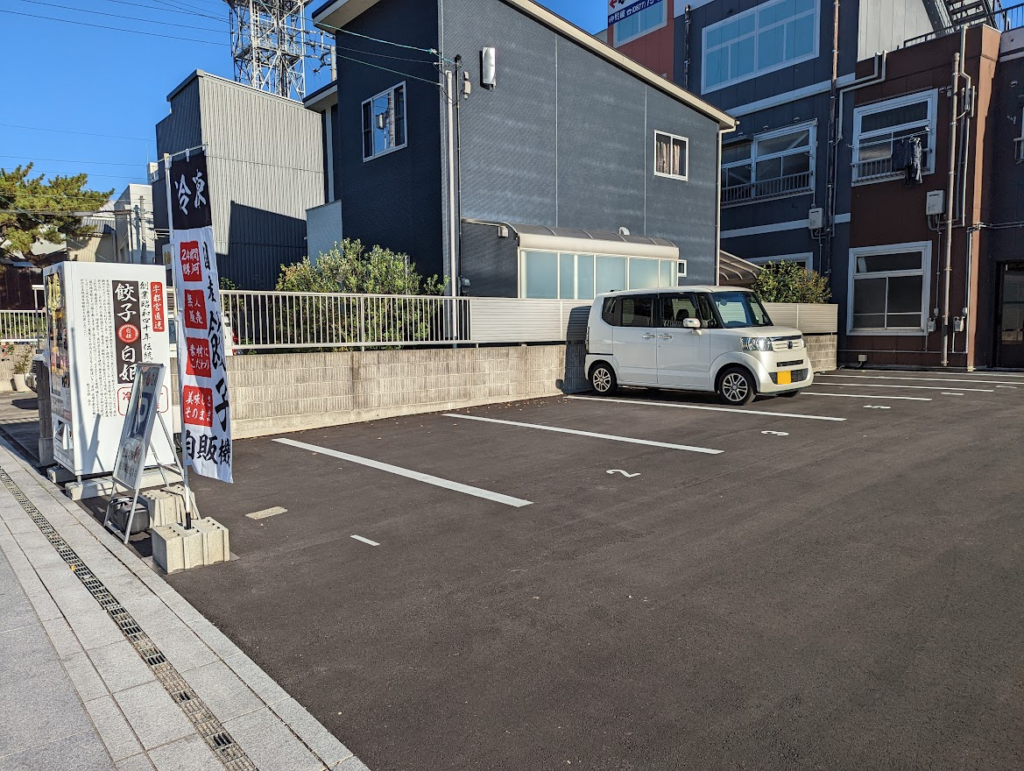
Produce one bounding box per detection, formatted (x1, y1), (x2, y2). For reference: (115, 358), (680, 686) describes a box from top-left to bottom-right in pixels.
(717, 367), (755, 406)
(590, 363), (618, 395)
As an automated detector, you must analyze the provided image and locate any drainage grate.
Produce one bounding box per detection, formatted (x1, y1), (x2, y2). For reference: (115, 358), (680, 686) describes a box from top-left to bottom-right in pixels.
(0, 467), (257, 771)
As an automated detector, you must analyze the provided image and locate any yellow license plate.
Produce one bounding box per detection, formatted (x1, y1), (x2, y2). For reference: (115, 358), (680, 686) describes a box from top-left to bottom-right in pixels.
(777, 370), (792, 385)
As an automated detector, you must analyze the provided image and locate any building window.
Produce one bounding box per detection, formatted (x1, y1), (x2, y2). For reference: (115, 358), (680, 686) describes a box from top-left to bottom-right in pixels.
(852, 90), (936, 182)
(749, 253), (813, 270)
(520, 250), (677, 299)
(722, 123), (814, 205)
(848, 243), (931, 334)
(676, 260), (688, 283)
(613, 1), (668, 46)
(362, 83), (407, 161)
(702, 0), (818, 93)
(654, 131), (688, 180)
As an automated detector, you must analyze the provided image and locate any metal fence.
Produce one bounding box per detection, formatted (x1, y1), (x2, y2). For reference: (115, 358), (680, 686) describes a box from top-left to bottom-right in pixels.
(219, 291), (838, 351)
(2, 295), (838, 352)
(0, 310), (45, 343)
(220, 290), (589, 350)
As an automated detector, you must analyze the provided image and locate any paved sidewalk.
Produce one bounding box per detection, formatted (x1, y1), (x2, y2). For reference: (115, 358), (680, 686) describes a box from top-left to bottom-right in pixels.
(0, 438), (369, 771)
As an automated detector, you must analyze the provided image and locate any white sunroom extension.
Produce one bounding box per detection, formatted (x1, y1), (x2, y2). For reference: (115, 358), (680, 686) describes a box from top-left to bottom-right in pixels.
(512, 224), (686, 300)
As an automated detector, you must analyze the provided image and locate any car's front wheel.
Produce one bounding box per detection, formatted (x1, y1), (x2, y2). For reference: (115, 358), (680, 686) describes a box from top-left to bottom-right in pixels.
(717, 367), (755, 406)
(590, 362), (618, 395)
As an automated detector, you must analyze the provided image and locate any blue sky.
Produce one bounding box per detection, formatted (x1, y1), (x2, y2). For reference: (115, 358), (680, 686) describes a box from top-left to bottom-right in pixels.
(0, 0), (608, 203)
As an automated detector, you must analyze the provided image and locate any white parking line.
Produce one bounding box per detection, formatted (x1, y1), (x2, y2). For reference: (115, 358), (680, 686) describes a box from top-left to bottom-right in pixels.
(443, 412), (724, 453)
(803, 392), (931, 401)
(351, 535), (380, 547)
(941, 392), (964, 396)
(819, 373), (1022, 386)
(819, 382), (994, 393)
(567, 395), (846, 422)
(274, 437), (533, 508)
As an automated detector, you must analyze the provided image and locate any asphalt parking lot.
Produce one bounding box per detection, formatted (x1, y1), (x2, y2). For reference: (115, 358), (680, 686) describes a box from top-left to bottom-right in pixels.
(170, 370), (1024, 770)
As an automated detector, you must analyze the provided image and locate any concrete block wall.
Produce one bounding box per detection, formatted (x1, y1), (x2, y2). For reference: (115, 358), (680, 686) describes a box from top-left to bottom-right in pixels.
(806, 334), (837, 373)
(225, 344), (588, 439)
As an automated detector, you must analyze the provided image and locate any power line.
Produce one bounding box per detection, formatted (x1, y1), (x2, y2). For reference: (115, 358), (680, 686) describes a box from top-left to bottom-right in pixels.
(333, 41), (447, 65)
(99, 0), (223, 21)
(15, 0), (224, 34)
(153, 0), (221, 19)
(333, 51), (442, 88)
(0, 155), (143, 168)
(0, 122), (153, 143)
(0, 8), (225, 45)
(24, 169), (145, 180)
(317, 20), (455, 64)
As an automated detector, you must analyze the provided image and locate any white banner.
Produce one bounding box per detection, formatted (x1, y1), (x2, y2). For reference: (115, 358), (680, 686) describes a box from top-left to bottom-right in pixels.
(170, 225), (232, 483)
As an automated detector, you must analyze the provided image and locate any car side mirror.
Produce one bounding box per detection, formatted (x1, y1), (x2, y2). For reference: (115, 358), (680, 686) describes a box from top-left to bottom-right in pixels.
(682, 318), (701, 329)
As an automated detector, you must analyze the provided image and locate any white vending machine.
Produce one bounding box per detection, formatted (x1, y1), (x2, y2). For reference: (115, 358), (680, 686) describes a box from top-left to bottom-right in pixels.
(44, 262), (176, 477)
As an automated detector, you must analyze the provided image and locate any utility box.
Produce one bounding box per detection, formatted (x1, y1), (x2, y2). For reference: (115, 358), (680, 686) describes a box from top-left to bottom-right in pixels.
(926, 190), (945, 216)
(808, 207), (824, 230)
(43, 262), (176, 478)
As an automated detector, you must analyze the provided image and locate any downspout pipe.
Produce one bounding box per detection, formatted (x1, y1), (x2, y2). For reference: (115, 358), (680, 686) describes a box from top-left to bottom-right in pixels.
(941, 30), (965, 367)
(822, 0), (840, 276)
(831, 51), (887, 255)
(682, 5), (692, 91)
(960, 223), (982, 358)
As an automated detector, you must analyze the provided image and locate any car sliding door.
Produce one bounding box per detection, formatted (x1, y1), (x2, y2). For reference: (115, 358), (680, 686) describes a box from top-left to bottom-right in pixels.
(612, 295), (658, 385)
(656, 293), (710, 390)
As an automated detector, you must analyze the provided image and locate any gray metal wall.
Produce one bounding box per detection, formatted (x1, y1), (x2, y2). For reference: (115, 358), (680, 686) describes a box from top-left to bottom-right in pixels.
(857, 0), (936, 57)
(331, 0), (445, 280)
(154, 72), (324, 289)
(442, 0), (723, 287)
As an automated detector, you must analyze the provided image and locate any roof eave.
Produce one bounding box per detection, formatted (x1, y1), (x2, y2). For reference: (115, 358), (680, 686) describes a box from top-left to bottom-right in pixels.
(312, 0), (737, 130)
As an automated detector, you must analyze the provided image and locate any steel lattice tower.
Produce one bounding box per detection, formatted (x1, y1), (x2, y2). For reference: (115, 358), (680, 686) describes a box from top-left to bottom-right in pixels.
(224, 0), (309, 100)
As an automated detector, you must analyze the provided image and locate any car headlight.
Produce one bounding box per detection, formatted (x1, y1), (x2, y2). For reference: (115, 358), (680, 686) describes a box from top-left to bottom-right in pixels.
(741, 337), (772, 352)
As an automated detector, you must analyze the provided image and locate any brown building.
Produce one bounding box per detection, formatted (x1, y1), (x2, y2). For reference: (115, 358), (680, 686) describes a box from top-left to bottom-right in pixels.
(847, 23), (1023, 369)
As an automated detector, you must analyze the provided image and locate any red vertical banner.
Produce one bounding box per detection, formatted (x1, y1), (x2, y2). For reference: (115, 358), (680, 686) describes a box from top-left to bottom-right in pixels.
(169, 151), (232, 484)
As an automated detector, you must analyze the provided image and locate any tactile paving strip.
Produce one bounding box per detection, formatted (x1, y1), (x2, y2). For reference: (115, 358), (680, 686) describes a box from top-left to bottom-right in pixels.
(0, 466), (257, 770)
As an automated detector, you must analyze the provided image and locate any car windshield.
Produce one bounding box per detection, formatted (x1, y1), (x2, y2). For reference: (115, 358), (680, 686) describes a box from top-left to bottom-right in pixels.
(711, 291), (773, 328)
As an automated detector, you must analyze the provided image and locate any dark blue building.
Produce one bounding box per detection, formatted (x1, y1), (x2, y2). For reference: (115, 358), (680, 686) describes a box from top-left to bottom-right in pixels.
(304, 0), (737, 299)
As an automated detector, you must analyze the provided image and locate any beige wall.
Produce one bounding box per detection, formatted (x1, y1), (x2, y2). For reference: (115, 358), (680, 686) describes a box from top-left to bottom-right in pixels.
(225, 345), (589, 439)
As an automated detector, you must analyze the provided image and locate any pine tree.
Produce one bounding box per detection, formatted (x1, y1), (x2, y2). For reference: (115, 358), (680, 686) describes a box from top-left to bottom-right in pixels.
(0, 164), (113, 262)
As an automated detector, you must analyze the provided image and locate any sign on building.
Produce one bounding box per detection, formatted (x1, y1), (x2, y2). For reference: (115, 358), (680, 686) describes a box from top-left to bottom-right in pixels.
(608, 0), (664, 26)
(43, 262), (175, 477)
(168, 151), (233, 484)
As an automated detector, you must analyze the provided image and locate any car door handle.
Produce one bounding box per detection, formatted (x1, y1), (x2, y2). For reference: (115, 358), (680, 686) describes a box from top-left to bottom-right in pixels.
(658, 334), (673, 340)
(642, 333), (656, 340)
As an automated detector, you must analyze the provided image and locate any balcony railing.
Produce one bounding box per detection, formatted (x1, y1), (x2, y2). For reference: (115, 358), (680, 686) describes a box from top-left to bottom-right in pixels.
(903, 1), (1024, 47)
(722, 170), (813, 205)
(853, 135), (931, 182)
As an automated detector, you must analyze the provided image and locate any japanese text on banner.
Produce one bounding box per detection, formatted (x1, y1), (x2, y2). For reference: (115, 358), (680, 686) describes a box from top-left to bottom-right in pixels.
(169, 152), (232, 483)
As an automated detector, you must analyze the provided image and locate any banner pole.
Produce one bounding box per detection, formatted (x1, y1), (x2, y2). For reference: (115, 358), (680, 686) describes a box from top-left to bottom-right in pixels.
(164, 153), (194, 530)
